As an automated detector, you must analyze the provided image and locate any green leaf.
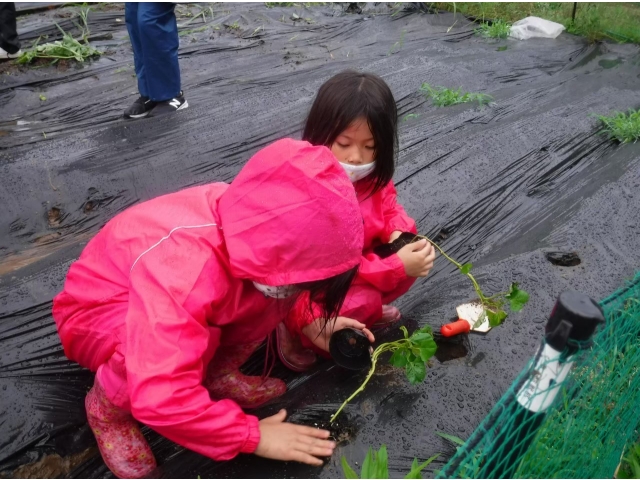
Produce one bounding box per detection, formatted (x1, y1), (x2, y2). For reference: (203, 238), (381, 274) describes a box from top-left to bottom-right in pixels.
(400, 326), (409, 339)
(487, 309), (507, 327)
(405, 360), (426, 384)
(460, 262), (472, 274)
(505, 283), (529, 312)
(361, 447), (375, 479)
(341, 456), (360, 479)
(39, 94), (47, 101)
(410, 332), (433, 344)
(404, 454), (440, 479)
(389, 349), (408, 367)
(419, 343), (437, 362)
(376, 445), (389, 479)
(435, 431), (465, 446)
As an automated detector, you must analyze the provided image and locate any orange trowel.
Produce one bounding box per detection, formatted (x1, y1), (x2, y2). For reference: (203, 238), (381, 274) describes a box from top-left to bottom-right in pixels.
(440, 301), (492, 337)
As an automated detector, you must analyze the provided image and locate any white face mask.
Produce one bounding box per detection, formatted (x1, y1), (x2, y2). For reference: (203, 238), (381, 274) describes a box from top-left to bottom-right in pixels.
(252, 282), (298, 299)
(341, 161), (376, 183)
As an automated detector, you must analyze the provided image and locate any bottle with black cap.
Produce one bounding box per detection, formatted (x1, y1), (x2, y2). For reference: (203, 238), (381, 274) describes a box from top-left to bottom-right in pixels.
(476, 291), (605, 478)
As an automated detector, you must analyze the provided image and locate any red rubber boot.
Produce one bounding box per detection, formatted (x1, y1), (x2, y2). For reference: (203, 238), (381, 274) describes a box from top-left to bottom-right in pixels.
(276, 322), (318, 372)
(85, 378), (156, 479)
(205, 341), (287, 408)
(372, 305), (402, 328)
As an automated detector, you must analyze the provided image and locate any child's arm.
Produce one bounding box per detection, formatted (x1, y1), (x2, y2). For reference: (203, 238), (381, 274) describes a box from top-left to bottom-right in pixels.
(357, 182), (418, 292)
(125, 241), (261, 462)
(125, 238), (333, 465)
(380, 181), (416, 242)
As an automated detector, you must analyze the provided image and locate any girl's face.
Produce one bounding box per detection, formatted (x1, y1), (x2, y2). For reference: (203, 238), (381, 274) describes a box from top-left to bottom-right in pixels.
(330, 117), (375, 166)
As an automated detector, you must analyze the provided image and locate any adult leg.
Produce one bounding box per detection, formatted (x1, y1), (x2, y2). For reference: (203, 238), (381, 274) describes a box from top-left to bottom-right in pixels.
(0, 2), (21, 58)
(124, 2), (148, 98)
(136, 2), (181, 101)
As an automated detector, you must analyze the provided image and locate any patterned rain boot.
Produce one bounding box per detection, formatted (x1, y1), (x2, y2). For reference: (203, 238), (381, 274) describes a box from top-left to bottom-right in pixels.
(276, 322), (318, 372)
(205, 341), (287, 409)
(85, 378), (157, 479)
(372, 305), (402, 328)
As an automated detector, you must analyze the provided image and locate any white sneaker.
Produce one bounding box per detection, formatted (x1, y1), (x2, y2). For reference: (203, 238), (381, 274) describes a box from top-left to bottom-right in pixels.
(0, 47), (22, 60)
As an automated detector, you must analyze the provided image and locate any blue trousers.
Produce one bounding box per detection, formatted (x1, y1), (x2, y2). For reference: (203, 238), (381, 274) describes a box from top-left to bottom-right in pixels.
(125, 2), (181, 102)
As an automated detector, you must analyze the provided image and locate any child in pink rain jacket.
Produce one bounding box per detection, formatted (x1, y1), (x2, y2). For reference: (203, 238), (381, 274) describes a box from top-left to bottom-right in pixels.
(277, 71), (436, 370)
(52, 138), (366, 478)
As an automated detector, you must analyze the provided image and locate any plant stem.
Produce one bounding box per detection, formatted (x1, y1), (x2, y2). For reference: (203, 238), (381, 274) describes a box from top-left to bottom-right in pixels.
(413, 234), (488, 308)
(330, 342), (399, 423)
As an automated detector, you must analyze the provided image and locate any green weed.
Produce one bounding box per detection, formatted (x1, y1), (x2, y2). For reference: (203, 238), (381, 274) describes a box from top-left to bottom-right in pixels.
(420, 83), (493, 107)
(227, 21), (241, 30)
(618, 441), (640, 479)
(475, 19), (511, 39)
(17, 28), (100, 64)
(178, 25), (208, 37)
(39, 94), (47, 101)
(434, 2), (640, 44)
(342, 445), (439, 479)
(595, 109), (640, 144)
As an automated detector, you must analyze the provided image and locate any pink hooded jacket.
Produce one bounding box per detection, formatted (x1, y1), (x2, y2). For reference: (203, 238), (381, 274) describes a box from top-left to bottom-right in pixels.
(52, 138), (363, 461)
(287, 178), (417, 337)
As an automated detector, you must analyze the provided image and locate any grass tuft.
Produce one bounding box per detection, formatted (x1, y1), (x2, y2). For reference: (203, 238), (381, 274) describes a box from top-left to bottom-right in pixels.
(420, 83), (493, 108)
(434, 2), (640, 44)
(595, 109), (640, 144)
(475, 19), (511, 39)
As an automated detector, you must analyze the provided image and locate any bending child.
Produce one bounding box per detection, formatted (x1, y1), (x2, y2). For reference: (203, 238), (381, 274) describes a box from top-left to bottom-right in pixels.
(278, 71), (436, 370)
(53, 139), (366, 478)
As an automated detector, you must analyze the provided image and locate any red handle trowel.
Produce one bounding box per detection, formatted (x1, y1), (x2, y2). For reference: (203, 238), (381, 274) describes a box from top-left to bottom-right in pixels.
(440, 301), (492, 337)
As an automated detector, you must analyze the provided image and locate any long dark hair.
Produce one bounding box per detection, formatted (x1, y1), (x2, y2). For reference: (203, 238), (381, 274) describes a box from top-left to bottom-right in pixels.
(295, 264), (359, 328)
(303, 70), (398, 195)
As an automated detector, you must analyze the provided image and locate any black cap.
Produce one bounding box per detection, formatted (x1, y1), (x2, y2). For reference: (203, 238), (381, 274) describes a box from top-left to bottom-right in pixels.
(546, 291), (605, 351)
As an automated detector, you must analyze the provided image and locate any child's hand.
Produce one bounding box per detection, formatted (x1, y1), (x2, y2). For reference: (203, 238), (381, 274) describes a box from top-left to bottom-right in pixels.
(397, 239), (435, 277)
(256, 409), (336, 465)
(301, 316), (375, 353)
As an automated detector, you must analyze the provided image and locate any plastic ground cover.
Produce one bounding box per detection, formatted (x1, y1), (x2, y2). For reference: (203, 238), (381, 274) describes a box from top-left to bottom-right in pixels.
(1, 3), (640, 478)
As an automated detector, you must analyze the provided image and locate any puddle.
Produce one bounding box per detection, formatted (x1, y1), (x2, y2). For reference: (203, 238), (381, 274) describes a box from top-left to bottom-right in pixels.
(599, 58), (623, 69)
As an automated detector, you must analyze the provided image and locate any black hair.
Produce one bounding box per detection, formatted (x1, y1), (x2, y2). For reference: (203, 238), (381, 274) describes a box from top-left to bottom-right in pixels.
(302, 70), (398, 195)
(295, 264), (359, 327)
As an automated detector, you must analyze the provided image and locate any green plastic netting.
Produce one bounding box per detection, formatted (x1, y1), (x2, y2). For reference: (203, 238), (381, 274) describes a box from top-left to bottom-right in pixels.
(437, 272), (640, 479)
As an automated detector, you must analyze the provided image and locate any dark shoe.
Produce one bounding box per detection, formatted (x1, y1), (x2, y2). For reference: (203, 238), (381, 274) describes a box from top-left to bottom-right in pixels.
(123, 95), (157, 119)
(150, 91), (188, 116)
(276, 322), (318, 372)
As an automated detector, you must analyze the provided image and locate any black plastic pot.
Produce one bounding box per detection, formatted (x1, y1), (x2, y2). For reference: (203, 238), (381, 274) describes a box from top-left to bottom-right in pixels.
(329, 328), (372, 370)
(373, 232), (420, 259)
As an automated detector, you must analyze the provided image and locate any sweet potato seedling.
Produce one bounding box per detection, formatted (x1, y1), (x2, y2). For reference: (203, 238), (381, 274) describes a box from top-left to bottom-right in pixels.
(341, 444), (440, 479)
(330, 325), (437, 422)
(330, 233), (529, 422)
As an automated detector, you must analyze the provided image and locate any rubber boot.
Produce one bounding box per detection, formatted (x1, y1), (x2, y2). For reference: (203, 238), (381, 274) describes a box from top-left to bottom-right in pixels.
(372, 305), (402, 328)
(205, 341), (287, 408)
(276, 322), (318, 372)
(85, 377), (156, 479)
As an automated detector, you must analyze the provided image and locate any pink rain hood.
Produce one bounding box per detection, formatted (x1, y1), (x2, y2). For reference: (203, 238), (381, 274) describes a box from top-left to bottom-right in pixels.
(52, 138), (363, 462)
